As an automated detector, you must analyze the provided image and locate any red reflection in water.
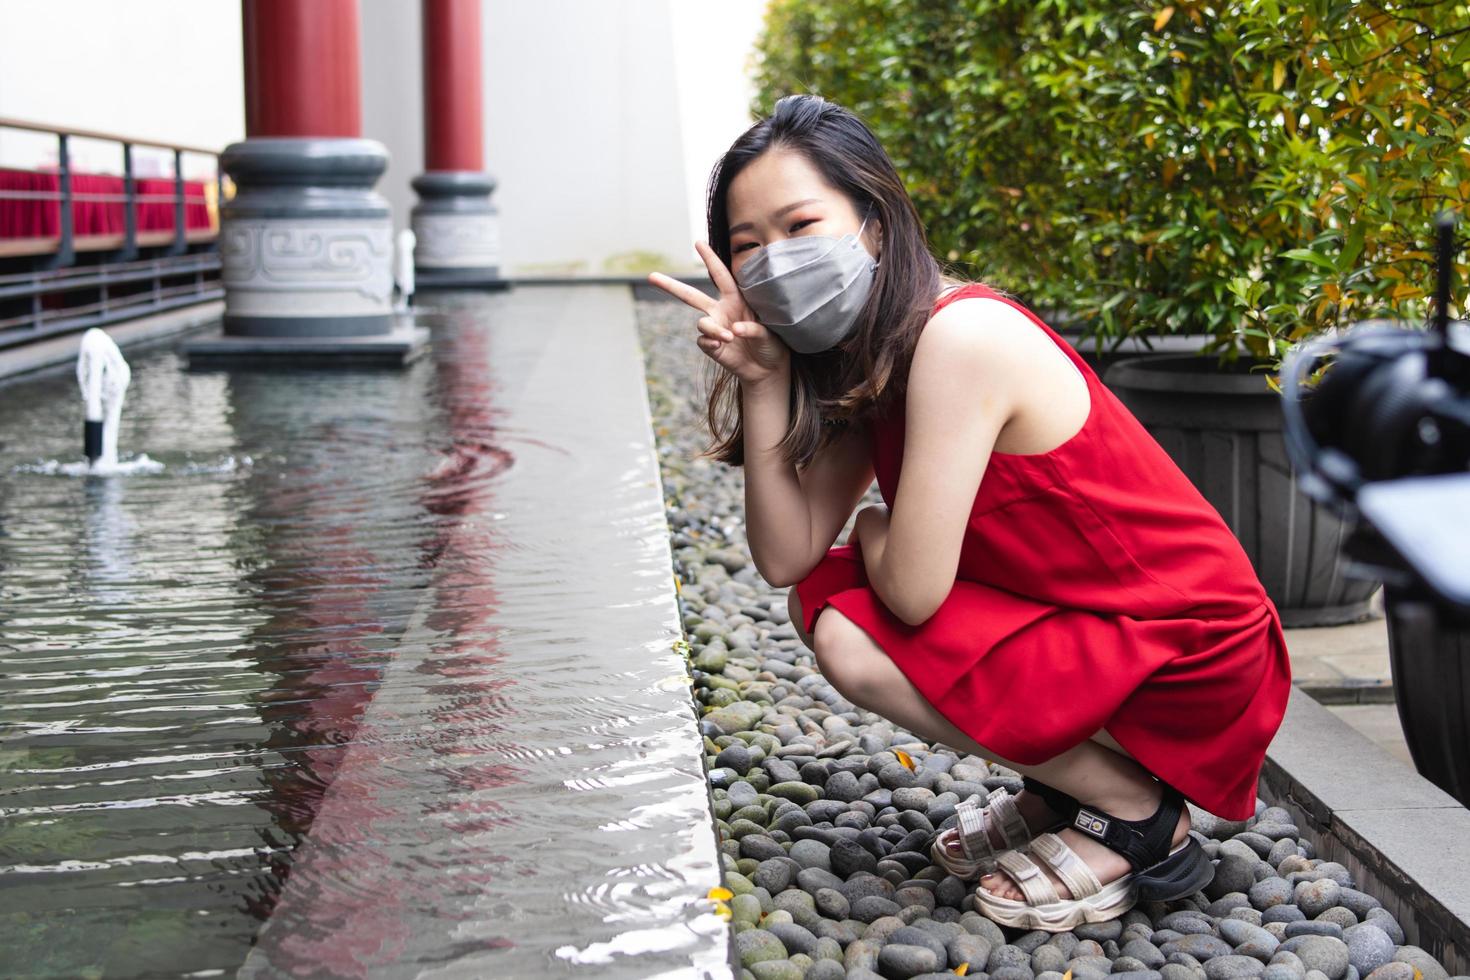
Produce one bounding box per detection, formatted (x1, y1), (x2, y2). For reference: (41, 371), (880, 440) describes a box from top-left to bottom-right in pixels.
(258, 315), (525, 976)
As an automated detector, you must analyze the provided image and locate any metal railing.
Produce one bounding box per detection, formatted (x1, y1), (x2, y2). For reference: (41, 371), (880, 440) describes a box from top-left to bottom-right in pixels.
(0, 118), (225, 346)
(0, 117), (225, 263)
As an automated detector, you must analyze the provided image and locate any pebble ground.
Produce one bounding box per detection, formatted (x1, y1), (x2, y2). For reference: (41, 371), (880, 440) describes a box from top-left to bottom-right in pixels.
(634, 298), (1460, 980)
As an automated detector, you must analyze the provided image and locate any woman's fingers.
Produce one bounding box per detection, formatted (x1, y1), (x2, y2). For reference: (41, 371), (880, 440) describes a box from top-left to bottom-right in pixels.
(646, 271), (716, 314)
(697, 315), (734, 343)
(693, 240), (741, 299)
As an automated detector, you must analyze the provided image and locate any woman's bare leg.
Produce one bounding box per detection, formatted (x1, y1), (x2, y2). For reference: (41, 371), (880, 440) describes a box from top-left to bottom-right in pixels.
(788, 588), (1134, 759)
(793, 592), (1190, 902)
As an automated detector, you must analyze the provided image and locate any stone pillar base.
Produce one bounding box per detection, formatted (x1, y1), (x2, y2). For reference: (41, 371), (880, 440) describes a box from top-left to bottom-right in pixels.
(411, 171), (508, 290)
(184, 318), (430, 369)
(187, 137), (412, 366)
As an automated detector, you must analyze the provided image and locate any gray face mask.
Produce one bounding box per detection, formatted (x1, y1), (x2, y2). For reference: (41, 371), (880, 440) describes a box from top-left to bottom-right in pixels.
(734, 211), (880, 354)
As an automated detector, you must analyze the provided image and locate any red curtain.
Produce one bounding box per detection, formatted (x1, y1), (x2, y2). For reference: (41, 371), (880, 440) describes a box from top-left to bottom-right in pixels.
(0, 167), (213, 240)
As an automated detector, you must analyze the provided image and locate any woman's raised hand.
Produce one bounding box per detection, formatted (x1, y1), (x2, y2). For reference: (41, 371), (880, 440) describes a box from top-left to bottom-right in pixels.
(647, 241), (790, 386)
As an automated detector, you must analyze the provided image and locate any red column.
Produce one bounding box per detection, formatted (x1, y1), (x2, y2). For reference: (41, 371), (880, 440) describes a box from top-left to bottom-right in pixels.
(421, 0), (485, 171)
(243, 0), (363, 138)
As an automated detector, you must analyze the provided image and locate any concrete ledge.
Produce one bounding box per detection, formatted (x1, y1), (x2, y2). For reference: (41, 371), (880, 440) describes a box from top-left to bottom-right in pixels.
(0, 300), (224, 387)
(183, 320), (430, 369)
(1261, 687), (1470, 973)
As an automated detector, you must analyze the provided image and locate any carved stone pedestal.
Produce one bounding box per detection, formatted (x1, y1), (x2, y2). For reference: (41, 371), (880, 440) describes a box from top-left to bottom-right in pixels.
(411, 171), (506, 289)
(185, 138), (428, 367)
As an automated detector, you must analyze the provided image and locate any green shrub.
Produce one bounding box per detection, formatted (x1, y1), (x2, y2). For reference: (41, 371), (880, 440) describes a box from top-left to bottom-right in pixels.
(752, 0), (1470, 371)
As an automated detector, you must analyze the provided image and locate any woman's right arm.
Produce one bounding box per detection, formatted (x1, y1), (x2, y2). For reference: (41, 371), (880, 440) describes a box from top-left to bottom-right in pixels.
(741, 366), (876, 587)
(647, 244), (873, 588)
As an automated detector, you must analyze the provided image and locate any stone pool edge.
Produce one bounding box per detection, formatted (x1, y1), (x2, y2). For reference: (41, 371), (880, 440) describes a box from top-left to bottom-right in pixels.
(1262, 688), (1470, 974)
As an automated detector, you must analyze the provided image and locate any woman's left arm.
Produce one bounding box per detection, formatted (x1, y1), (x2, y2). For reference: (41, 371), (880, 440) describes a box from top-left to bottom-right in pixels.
(858, 301), (1026, 626)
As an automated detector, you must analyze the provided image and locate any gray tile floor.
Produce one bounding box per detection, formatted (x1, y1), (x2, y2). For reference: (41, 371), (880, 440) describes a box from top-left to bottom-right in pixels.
(1282, 588), (1415, 768)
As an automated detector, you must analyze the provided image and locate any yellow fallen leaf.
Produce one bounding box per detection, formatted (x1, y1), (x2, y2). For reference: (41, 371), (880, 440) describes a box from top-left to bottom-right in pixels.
(955, 964), (970, 976)
(895, 749), (916, 771)
(1154, 6), (1175, 31)
(707, 886), (733, 901)
(1064, 972), (1073, 980)
(713, 901), (731, 920)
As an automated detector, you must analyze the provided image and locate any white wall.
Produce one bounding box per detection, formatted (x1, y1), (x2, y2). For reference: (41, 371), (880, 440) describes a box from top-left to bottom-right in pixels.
(0, 0), (771, 278)
(0, 0), (243, 175)
(480, 0), (694, 276)
(670, 0), (769, 251)
(361, 0), (423, 235)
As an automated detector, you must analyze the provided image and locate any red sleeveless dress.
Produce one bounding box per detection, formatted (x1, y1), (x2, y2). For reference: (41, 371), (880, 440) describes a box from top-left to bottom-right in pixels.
(793, 282), (1291, 820)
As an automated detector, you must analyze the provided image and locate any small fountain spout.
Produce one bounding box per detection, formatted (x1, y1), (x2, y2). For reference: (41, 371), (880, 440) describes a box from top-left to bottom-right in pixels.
(76, 328), (131, 470)
(395, 227), (417, 312)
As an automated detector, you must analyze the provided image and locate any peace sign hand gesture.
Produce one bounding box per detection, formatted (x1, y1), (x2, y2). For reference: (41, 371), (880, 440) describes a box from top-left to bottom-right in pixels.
(647, 241), (790, 386)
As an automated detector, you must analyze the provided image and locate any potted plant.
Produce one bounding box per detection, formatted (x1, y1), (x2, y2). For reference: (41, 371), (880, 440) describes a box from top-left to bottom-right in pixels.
(753, 0), (1470, 625)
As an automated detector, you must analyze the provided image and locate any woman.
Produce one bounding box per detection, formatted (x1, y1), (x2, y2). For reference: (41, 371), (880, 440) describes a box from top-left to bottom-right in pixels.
(648, 93), (1291, 931)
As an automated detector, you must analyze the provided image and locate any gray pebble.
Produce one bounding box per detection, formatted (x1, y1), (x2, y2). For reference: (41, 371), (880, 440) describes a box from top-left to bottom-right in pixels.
(1362, 967), (1416, 980)
(990, 944), (1036, 973)
(1391, 947), (1450, 980)
(1076, 920), (1126, 942)
(949, 933), (994, 971)
(832, 837), (879, 878)
(805, 959), (847, 980)
(814, 887), (850, 920)
(1233, 833), (1277, 858)
(851, 895), (902, 923)
(1208, 894), (1253, 917)
(1342, 924), (1394, 976)
(1265, 966), (1306, 980)
(1285, 923), (1345, 941)
(1117, 941), (1165, 970)
(741, 834), (787, 861)
(735, 928), (788, 967)
(995, 968), (1041, 980)
(1206, 955), (1268, 979)
(789, 838), (832, 872)
(1294, 880), (1343, 920)
(1316, 908), (1359, 931)
(797, 866), (844, 894)
(1250, 878), (1296, 911)
(879, 762), (919, 790)
(891, 925), (949, 962)
(1162, 934), (1236, 961)
(1209, 856), (1260, 900)
(1263, 905), (1308, 925)
(1337, 889), (1381, 920)
(765, 921), (819, 956)
(1220, 919), (1280, 961)
(1282, 936), (1350, 980)
(1033, 945), (1071, 973)
(826, 771), (864, 802)
(1364, 910), (1404, 946)
(879, 943), (943, 978)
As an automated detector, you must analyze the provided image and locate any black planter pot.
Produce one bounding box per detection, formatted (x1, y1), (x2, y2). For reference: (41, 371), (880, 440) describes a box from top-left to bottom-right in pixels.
(1103, 352), (1381, 627)
(1383, 584), (1470, 805)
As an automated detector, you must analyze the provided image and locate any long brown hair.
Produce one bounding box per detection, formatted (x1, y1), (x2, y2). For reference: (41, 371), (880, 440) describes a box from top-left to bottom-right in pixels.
(700, 94), (974, 468)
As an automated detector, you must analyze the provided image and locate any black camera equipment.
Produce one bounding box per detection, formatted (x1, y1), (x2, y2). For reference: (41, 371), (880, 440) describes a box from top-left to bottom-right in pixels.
(1279, 211), (1470, 805)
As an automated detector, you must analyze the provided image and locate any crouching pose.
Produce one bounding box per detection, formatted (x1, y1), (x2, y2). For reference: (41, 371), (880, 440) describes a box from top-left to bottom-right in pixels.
(649, 94), (1291, 930)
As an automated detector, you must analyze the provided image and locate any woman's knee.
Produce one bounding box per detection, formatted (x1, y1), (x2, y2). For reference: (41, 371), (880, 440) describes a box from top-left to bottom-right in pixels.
(811, 609), (882, 701)
(787, 588), (815, 650)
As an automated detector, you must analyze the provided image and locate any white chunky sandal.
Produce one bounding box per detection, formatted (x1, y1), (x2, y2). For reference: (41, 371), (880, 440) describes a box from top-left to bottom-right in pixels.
(928, 776), (1080, 881)
(975, 781), (1215, 931)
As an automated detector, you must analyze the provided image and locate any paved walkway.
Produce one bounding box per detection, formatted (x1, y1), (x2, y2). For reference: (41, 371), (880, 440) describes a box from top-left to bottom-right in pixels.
(1280, 587), (1413, 765)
